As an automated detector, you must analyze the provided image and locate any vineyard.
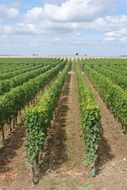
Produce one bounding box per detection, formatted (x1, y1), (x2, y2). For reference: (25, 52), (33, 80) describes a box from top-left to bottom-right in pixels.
(1, 57), (127, 189)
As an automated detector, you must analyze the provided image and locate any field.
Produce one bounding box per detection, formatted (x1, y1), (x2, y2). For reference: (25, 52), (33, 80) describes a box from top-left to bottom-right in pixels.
(0, 57), (127, 190)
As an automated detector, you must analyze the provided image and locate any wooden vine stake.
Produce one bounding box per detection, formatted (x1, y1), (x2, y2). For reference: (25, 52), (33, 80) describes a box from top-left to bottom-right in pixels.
(13, 116), (18, 129)
(8, 118), (12, 133)
(1, 124), (5, 141)
(29, 157), (39, 185)
(18, 110), (22, 123)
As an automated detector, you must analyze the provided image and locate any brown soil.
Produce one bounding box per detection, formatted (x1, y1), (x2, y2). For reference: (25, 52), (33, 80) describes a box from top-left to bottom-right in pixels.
(1, 63), (127, 190)
(82, 72), (127, 190)
(0, 66), (87, 190)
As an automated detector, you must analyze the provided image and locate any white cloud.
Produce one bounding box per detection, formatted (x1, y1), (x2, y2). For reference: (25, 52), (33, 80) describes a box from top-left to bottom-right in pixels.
(94, 15), (127, 42)
(0, 4), (19, 20)
(25, 7), (44, 23)
(1, 0), (114, 35)
(44, 0), (113, 22)
(3, 26), (13, 34)
(2, 3), (127, 44)
(3, 23), (38, 35)
(1, 0), (127, 56)
(94, 15), (127, 32)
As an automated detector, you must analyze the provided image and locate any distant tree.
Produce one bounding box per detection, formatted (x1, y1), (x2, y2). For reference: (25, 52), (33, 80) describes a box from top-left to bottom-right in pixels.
(32, 54), (38, 56)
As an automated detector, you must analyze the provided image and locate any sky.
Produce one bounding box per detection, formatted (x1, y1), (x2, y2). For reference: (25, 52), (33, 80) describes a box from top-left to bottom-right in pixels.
(0, 0), (127, 56)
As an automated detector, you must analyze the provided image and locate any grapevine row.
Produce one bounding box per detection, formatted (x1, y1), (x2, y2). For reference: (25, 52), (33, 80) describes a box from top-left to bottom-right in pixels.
(0, 58), (59, 81)
(0, 62), (58, 96)
(75, 66), (101, 173)
(82, 59), (127, 91)
(82, 64), (127, 133)
(86, 64), (127, 90)
(0, 60), (66, 141)
(23, 63), (69, 183)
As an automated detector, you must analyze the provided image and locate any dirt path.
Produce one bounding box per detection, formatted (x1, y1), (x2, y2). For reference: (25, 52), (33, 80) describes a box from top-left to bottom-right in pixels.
(82, 72), (127, 190)
(0, 66), (89, 190)
(2, 63), (127, 190)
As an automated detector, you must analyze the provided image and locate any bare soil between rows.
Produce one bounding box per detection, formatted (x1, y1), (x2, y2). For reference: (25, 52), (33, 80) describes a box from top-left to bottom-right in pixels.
(82, 72), (127, 190)
(1, 64), (127, 190)
(0, 67), (88, 190)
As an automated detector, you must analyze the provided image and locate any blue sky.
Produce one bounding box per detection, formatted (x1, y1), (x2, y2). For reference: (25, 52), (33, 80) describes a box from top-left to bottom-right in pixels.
(0, 0), (127, 56)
